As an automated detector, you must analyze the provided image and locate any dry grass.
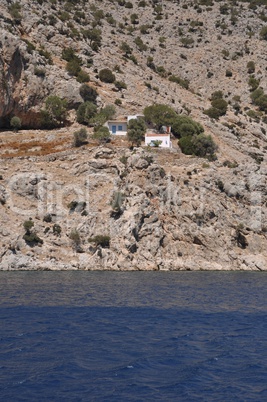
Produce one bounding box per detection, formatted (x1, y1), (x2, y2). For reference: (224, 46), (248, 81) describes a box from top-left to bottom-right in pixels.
(0, 138), (70, 158)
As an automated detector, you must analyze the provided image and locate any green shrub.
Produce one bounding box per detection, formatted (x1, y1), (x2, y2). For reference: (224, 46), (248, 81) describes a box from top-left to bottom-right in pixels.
(92, 126), (111, 143)
(41, 96), (68, 128)
(73, 128), (88, 147)
(68, 201), (78, 211)
(204, 93), (228, 120)
(22, 39), (36, 53)
(88, 235), (110, 248)
(134, 36), (148, 52)
(76, 102), (97, 125)
(23, 220), (34, 234)
(254, 94), (267, 112)
(34, 66), (46, 78)
(66, 59), (81, 76)
(43, 213), (52, 223)
(88, 105), (116, 130)
(210, 91), (224, 101)
(38, 47), (53, 65)
(179, 134), (217, 158)
(115, 98), (122, 106)
(171, 115), (204, 138)
(144, 104), (177, 130)
(23, 232), (43, 244)
(260, 25), (267, 40)
(168, 75), (189, 89)
(82, 28), (102, 51)
(79, 84), (98, 103)
(120, 41), (132, 57)
(115, 81), (127, 90)
(53, 224), (62, 236)
(10, 116), (21, 131)
(62, 47), (77, 62)
(99, 68), (115, 83)
(191, 134), (217, 158)
(180, 37), (194, 48)
(178, 136), (195, 155)
(247, 61), (255, 73)
(23, 220), (43, 245)
(125, 1), (133, 8)
(69, 229), (81, 250)
(248, 76), (260, 91)
(76, 70), (90, 83)
(130, 13), (139, 25)
(140, 24), (151, 34)
(8, 2), (22, 23)
(127, 118), (146, 146)
(250, 87), (264, 102)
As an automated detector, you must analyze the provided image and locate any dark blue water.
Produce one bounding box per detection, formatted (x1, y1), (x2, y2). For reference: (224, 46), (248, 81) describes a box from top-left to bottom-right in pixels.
(0, 272), (266, 401)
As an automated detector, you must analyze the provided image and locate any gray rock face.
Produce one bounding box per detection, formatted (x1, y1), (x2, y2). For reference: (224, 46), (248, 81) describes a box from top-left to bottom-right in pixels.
(0, 29), (82, 128)
(1, 144), (266, 271)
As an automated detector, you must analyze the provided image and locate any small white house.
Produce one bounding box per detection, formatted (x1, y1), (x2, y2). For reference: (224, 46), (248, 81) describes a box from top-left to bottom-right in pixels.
(145, 133), (172, 148)
(105, 119), (128, 136)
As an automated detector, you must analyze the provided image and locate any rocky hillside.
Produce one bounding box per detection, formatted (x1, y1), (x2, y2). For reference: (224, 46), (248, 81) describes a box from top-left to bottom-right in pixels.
(1, 0), (267, 270)
(1, 136), (267, 271)
(1, 0), (267, 126)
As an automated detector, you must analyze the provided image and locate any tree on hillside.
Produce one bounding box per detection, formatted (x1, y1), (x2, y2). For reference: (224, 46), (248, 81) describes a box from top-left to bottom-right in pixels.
(76, 101), (97, 124)
(41, 96), (68, 128)
(204, 91), (228, 120)
(73, 128), (88, 147)
(79, 84), (98, 103)
(144, 104), (177, 130)
(171, 115), (204, 138)
(92, 126), (111, 144)
(179, 134), (217, 159)
(89, 104), (116, 129)
(99, 68), (115, 83)
(127, 118), (146, 147)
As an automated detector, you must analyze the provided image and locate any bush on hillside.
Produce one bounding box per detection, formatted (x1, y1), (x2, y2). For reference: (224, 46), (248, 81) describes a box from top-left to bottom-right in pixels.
(179, 134), (217, 158)
(127, 118), (146, 147)
(73, 128), (88, 147)
(10, 116), (22, 131)
(41, 96), (68, 128)
(79, 84), (98, 103)
(144, 104), (177, 130)
(171, 115), (204, 138)
(99, 68), (115, 83)
(92, 126), (111, 143)
(76, 102), (97, 125)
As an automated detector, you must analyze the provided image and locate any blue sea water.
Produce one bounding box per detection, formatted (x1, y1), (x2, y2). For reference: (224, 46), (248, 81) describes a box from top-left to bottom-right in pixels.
(0, 271), (266, 402)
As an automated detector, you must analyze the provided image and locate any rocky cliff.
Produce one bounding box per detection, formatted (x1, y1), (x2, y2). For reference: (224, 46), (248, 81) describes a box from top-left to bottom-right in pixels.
(0, 130), (267, 270)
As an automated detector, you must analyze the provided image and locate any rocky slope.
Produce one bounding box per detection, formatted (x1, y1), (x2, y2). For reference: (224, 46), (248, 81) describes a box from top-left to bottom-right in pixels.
(0, 130), (267, 271)
(1, 0), (267, 270)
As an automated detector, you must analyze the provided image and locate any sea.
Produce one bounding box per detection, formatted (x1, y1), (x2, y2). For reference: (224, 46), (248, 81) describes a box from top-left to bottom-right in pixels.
(0, 271), (266, 402)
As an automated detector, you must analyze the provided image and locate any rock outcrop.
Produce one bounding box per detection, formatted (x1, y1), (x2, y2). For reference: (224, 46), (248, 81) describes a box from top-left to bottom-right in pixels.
(1, 141), (267, 271)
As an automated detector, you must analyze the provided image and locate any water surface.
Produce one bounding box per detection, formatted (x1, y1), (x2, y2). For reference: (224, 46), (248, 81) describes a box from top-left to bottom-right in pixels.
(0, 272), (266, 401)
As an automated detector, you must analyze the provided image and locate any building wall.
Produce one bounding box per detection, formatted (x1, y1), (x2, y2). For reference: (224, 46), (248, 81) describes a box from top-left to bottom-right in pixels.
(106, 122), (127, 136)
(145, 135), (172, 148)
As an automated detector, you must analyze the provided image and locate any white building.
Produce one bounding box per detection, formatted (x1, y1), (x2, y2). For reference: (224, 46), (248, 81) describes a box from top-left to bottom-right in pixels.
(145, 133), (172, 148)
(105, 119), (128, 136)
(106, 115), (145, 136)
